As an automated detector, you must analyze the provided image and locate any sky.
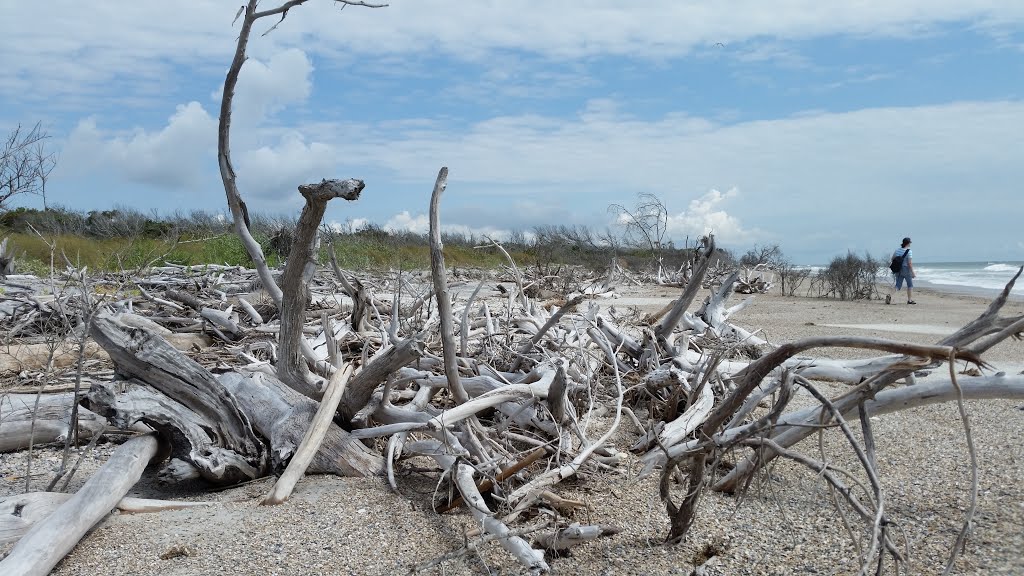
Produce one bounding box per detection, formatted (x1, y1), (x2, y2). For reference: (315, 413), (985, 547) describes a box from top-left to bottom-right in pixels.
(2, 1), (1022, 265)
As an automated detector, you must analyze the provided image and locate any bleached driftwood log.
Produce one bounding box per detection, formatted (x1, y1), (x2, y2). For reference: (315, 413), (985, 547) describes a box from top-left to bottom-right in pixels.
(262, 363), (354, 504)
(0, 434), (159, 576)
(87, 314), (267, 484)
(219, 371), (383, 477)
(711, 279), (1024, 495)
(0, 492), (215, 545)
(0, 333), (211, 376)
(0, 393), (106, 452)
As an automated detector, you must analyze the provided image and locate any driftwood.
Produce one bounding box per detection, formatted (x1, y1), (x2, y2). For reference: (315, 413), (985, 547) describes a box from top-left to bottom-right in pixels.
(338, 336), (424, 424)
(0, 333), (212, 375)
(534, 523), (621, 552)
(2, 1), (1019, 571)
(0, 492), (215, 545)
(0, 237), (13, 276)
(276, 178), (364, 397)
(2, 249), (1021, 574)
(0, 434), (159, 576)
(262, 363), (354, 504)
(219, 371), (383, 477)
(428, 167), (470, 404)
(0, 393), (106, 452)
(86, 314), (266, 484)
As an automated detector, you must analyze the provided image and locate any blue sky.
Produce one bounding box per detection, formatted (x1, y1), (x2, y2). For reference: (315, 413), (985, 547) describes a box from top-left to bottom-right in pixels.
(2, 1), (1022, 264)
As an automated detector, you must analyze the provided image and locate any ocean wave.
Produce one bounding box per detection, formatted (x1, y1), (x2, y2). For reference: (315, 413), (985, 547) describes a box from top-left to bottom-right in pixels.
(983, 263), (1021, 273)
(922, 269), (1023, 293)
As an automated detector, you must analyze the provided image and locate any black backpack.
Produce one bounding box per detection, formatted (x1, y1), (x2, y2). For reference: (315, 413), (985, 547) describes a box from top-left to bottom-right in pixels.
(889, 249), (909, 274)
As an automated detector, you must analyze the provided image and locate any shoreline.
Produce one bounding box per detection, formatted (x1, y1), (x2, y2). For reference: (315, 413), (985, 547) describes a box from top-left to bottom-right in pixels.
(911, 279), (1024, 302)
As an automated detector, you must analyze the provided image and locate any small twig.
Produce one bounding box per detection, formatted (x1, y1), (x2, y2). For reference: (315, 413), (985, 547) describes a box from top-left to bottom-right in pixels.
(436, 447), (547, 513)
(408, 520), (549, 574)
(50, 429), (105, 492)
(942, 350), (979, 575)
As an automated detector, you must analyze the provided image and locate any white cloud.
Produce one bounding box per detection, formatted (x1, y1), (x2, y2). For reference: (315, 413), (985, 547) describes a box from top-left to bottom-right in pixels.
(383, 211), (513, 241)
(223, 48), (313, 127)
(56, 48), (323, 202)
(50, 89), (1024, 262)
(307, 98), (1022, 260)
(237, 131), (338, 202)
(63, 101), (216, 189)
(665, 189), (756, 244)
(3, 1), (1024, 103)
(332, 211), (514, 241)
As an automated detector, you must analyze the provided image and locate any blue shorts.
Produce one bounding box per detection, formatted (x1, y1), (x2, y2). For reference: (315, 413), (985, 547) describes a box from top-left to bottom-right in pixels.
(895, 272), (913, 290)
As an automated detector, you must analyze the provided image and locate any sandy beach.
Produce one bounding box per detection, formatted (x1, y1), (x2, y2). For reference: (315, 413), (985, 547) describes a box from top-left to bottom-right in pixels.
(3, 284), (1022, 575)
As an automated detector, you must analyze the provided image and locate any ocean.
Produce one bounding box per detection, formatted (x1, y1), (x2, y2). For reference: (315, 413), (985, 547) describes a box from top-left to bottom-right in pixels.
(903, 261), (1024, 299)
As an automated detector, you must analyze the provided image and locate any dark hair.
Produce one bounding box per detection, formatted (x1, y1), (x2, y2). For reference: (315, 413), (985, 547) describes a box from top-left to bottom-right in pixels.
(901, 237), (911, 247)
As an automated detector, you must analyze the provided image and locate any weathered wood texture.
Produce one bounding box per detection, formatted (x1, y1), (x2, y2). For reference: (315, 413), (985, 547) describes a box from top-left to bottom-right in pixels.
(87, 314), (267, 484)
(219, 372), (383, 477)
(276, 178), (365, 398)
(338, 337), (424, 424)
(0, 434), (159, 576)
(0, 393), (106, 452)
(0, 492), (214, 545)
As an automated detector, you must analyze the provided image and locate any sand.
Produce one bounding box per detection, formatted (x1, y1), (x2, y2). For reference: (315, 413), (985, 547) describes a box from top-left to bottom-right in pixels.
(2, 285), (1022, 575)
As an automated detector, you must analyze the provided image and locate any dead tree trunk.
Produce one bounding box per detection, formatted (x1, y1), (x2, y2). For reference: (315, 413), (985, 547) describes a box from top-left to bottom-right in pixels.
(86, 314), (267, 484)
(428, 167), (470, 404)
(654, 235), (715, 342)
(277, 178), (365, 398)
(218, 371), (383, 477)
(216, 1), (377, 400)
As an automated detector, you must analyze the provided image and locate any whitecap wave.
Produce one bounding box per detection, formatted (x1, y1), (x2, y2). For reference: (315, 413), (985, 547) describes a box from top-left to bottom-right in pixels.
(919, 262), (1023, 295)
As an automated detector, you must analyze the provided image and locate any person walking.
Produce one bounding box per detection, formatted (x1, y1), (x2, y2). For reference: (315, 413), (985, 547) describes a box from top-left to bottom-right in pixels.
(893, 237), (916, 304)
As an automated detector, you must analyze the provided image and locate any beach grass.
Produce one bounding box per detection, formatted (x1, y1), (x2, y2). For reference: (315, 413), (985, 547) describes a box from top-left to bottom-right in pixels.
(0, 231), (524, 274)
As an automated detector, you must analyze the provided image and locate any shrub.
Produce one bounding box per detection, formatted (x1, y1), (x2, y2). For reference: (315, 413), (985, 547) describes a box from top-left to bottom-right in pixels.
(813, 251), (884, 300)
(776, 258), (813, 296)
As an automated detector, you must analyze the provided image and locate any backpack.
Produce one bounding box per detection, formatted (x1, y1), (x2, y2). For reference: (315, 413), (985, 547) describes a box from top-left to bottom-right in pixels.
(889, 249), (908, 274)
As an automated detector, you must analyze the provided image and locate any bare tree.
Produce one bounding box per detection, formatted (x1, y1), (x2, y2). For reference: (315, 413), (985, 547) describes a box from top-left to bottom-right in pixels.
(738, 243), (782, 268)
(32, 139), (58, 211)
(608, 192), (668, 256)
(608, 192), (669, 277)
(1, 123), (57, 210)
(217, 0), (385, 395)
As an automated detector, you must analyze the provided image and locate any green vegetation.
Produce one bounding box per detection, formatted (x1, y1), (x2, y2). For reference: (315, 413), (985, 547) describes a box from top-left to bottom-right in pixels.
(0, 229), (518, 273)
(0, 205), (709, 274)
(1, 206), (889, 303)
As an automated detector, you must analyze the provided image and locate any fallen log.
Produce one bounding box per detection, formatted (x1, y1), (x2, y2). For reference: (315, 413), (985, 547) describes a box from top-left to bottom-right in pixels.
(86, 380), (262, 484)
(0, 434), (160, 576)
(0, 333), (212, 375)
(219, 371), (383, 477)
(87, 313), (267, 484)
(0, 393), (106, 453)
(0, 492), (215, 545)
